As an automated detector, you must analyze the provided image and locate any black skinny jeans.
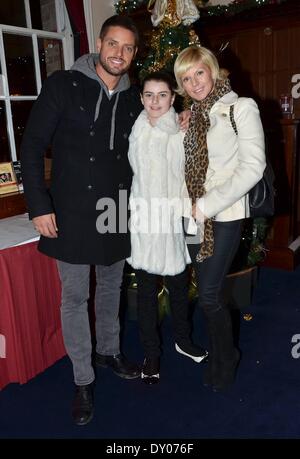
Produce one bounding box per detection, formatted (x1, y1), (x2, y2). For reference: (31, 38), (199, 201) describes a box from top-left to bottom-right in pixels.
(135, 268), (190, 358)
(188, 220), (243, 314)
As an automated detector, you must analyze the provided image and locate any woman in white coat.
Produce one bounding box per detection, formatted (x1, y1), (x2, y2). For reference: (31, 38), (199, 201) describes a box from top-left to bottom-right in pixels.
(127, 72), (208, 384)
(174, 46), (266, 391)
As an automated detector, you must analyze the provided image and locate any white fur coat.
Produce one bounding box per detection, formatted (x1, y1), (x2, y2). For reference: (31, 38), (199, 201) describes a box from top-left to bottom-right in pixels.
(127, 107), (191, 275)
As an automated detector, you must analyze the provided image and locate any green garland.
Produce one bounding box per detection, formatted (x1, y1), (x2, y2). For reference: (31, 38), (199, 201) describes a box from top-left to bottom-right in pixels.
(115, 0), (287, 16)
(203, 0), (287, 17)
(115, 0), (146, 14)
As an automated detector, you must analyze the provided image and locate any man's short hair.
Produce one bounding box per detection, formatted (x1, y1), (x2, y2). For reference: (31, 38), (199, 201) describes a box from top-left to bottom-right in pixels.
(99, 15), (139, 47)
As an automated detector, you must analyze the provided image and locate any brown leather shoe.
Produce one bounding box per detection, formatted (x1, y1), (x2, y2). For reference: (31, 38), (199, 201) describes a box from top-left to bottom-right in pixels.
(72, 383), (94, 426)
(95, 353), (140, 379)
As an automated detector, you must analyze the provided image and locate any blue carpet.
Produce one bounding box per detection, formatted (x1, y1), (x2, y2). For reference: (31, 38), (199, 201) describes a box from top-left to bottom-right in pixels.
(1, 266), (300, 439)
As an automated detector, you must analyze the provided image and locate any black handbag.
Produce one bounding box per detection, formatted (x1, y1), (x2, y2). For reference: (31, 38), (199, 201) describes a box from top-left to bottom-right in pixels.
(248, 161), (275, 217)
(229, 105), (275, 218)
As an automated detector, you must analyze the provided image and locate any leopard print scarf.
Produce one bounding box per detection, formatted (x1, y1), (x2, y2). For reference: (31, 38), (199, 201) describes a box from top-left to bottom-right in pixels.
(184, 78), (232, 262)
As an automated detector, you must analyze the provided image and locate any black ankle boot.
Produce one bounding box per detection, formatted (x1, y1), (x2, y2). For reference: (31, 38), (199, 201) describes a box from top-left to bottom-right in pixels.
(202, 346), (218, 387)
(204, 308), (239, 391)
(141, 357), (160, 385)
(212, 349), (240, 392)
(72, 382), (94, 426)
(202, 358), (213, 387)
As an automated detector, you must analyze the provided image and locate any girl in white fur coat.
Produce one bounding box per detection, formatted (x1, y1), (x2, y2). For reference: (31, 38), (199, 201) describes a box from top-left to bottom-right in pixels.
(127, 72), (208, 384)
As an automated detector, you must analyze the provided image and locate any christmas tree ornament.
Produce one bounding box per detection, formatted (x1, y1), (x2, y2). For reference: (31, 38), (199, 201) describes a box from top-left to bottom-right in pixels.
(139, 0), (200, 78)
(243, 313), (253, 321)
(177, 0), (201, 25)
(149, 0), (181, 27)
(149, 0), (200, 27)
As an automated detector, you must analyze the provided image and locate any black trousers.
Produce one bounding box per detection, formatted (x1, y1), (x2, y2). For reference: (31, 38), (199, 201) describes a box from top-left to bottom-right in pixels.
(135, 268), (191, 358)
(187, 220), (243, 313)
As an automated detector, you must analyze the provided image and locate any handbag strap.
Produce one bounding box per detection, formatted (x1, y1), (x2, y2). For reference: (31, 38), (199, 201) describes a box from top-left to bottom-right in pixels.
(229, 105), (238, 135)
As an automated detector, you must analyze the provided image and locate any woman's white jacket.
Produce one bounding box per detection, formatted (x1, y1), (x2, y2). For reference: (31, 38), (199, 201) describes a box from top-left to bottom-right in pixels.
(196, 91), (266, 221)
(127, 107), (191, 276)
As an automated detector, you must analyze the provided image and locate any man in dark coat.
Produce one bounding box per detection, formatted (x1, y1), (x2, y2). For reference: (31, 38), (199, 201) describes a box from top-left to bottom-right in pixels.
(21, 15), (142, 426)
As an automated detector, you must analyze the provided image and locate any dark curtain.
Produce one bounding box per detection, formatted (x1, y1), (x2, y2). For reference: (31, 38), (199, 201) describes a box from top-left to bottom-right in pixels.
(65, 0), (89, 59)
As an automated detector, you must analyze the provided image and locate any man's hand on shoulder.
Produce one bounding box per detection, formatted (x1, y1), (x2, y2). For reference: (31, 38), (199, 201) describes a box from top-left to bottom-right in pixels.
(33, 213), (58, 238)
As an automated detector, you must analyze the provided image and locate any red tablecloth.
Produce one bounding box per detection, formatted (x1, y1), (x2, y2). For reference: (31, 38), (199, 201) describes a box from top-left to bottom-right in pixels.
(0, 242), (66, 390)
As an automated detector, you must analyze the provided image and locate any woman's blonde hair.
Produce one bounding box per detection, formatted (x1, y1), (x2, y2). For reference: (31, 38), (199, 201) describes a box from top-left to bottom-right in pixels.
(174, 45), (221, 96)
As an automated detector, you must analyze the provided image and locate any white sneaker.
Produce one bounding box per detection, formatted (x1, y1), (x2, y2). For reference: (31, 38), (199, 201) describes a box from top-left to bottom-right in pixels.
(175, 343), (208, 363)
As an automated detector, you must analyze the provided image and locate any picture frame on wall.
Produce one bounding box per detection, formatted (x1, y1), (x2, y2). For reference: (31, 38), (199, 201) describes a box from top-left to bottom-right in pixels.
(0, 162), (19, 195)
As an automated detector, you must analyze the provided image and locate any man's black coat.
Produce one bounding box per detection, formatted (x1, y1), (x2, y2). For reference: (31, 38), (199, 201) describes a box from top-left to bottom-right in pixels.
(21, 67), (142, 265)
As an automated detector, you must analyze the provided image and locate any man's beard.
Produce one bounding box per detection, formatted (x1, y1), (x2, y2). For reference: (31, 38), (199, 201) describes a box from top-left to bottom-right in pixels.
(98, 54), (128, 77)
